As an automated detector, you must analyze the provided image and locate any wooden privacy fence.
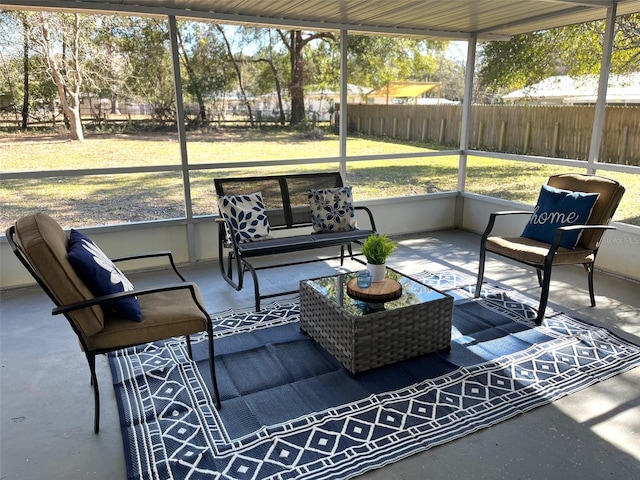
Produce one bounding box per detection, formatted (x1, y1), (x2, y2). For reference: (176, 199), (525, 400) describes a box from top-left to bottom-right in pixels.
(345, 104), (640, 165)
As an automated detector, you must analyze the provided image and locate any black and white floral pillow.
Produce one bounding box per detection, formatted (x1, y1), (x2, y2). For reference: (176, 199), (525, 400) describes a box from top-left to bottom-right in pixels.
(218, 192), (272, 243)
(308, 186), (357, 233)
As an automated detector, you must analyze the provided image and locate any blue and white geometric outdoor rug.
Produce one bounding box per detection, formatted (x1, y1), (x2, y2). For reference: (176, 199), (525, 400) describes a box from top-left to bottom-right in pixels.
(109, 269), (640, 480)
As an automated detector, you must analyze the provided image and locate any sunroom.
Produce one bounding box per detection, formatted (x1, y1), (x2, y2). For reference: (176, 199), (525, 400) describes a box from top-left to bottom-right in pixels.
(1, 1), (639, 479)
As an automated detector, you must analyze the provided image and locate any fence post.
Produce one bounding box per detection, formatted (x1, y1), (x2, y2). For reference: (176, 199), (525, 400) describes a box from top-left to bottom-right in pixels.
(392, 118), (398, 138)
(368, 117), (373, 135)
(477, 121), (484, 148)
(406, 118), (412, 140)
(421, 119), (427, 142)
(380, 117), (385, 136)
(552, 122), (560, 157)
(357, 116), (362, 133)
(619, 125), (628, 164)
(524, 121), (532, 153)
(439, 119), (446, 143)
(498, 121), (506, 151)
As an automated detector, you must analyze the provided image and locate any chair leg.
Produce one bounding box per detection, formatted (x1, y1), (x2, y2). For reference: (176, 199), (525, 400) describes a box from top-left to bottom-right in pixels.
(207, 325), (221, 409)
(475, 244), (486, 298)
(585, 263), (596, 307)
(87, 353), (100, 434)
(186, 334), (193, 359)
(536, 261), (554, 325)
(536, 268), (543, 287)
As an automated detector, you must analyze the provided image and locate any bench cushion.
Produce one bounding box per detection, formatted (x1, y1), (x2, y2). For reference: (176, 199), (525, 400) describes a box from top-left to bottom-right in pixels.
(237, 229), (375, 257)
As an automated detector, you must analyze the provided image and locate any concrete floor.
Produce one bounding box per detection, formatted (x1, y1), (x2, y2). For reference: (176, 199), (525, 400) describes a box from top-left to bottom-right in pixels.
(1, 229), (639, 480)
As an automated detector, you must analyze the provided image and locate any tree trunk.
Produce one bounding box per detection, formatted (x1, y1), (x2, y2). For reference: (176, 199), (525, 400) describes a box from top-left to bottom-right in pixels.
(255, 57), (286, 126)
(176, 28), (207, 122)
(52, 74), (83, 140)
(39, 13), (85, 141)
(289, 31), (306, 126)
(216, 25), (255, 127)
(111, 93), (121, 115)
(21, 18), (29, 130)
(65, 100), (84, 141)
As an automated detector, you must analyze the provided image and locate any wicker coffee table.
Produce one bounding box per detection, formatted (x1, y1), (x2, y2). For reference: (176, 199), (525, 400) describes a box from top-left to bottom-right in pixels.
(299, 269), (453, 374)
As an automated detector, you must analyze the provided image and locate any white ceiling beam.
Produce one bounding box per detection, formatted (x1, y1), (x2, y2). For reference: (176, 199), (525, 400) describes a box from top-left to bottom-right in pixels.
(0, 0), (520, 40)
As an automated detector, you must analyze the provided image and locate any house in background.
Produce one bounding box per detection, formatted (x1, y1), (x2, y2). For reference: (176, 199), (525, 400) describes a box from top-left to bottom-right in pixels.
(234, 84), (370, 122)
(306, 84), (370, 120)
(365, 81), (444, 104)
(502, 73), (640, 105)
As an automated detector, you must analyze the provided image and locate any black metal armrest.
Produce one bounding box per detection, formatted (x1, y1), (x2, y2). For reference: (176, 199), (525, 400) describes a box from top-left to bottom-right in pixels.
(355, 205), (377, 232)
(111, 251), (173, 262)
(52, 281), (201, 316)
(215, 216), (240, 250)
(111, 251), (185, 281)
(481, 210), (532, 241)
(548, 224), (616, 253)
(489, 210), (533, 217)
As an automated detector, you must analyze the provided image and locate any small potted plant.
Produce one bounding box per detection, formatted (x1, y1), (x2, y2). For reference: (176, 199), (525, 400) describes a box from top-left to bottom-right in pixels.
(361, 234), (397, 282)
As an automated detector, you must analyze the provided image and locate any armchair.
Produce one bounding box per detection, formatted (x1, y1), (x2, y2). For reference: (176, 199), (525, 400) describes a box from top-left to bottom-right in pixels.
(6, 213), (221, 433)
(475, 173), (625, 324)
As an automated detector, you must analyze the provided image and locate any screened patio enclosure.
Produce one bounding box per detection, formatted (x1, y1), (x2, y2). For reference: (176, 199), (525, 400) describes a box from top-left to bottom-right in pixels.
(1, 0), (639, 288)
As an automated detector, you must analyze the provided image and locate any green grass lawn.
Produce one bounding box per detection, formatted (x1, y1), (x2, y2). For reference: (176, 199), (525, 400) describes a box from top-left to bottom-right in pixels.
(1, 129), (638, 230)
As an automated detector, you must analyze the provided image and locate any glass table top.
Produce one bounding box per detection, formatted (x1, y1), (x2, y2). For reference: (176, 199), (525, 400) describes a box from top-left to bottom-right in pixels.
(302, 268), (449, 316)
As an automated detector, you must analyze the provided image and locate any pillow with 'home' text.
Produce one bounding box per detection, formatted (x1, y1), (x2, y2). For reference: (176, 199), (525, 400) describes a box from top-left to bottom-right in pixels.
(521, 184), (599, 249)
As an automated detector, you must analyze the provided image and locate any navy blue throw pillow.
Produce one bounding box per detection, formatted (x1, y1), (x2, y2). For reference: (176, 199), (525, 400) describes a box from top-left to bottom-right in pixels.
(67, 229), (142, 322)
(521, 184), (599, 249)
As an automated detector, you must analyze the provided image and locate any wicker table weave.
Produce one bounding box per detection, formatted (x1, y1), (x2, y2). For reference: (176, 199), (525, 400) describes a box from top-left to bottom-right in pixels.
(299, 269), (453, 374)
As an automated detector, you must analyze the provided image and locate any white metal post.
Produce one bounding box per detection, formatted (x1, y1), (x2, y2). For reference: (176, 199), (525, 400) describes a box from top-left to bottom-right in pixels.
(168, 15), (196, 262)
(455, 35), (477, 226)
(339, 29), (348, 181)
(587, 4), (617, 174)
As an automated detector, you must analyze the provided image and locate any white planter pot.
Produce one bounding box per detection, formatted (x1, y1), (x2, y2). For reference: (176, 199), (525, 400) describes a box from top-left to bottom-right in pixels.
(366, 263), (386, 282)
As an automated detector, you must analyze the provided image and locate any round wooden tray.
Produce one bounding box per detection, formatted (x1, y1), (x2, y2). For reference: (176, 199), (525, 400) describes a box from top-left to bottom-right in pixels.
(346, 277), (402, 302)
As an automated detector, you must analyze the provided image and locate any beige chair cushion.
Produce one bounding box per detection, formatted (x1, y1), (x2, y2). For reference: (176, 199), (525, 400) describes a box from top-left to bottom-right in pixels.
(15, 213), (105, 337)
(486, 236), (595, 266)
(548, 174), (625, 250)
(83, 285), (209, 351)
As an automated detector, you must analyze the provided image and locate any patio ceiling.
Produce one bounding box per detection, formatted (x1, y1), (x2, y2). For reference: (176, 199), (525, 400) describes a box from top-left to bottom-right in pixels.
(1, 0), (639, 40)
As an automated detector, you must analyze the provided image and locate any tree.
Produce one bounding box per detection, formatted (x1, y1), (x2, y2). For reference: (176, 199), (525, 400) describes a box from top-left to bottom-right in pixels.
(0, 11), (23, 123)
(176, 21), (232, 123)
(28, 12), (88, 140)
(88, 15), (133, 119)
(0, 11), (58, 128)
(115, 17), (175, 121)
(20, 15), (29, 129)
(346, 36), (446, 91)
(250, 28), (289, 125)
(276, 29), (335, 126)
(478, 13), (640, 96)
(216, 24), (257, 126)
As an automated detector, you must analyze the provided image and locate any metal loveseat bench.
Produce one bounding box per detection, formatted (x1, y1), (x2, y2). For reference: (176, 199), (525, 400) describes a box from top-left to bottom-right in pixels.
(214, 172), (377, 310)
